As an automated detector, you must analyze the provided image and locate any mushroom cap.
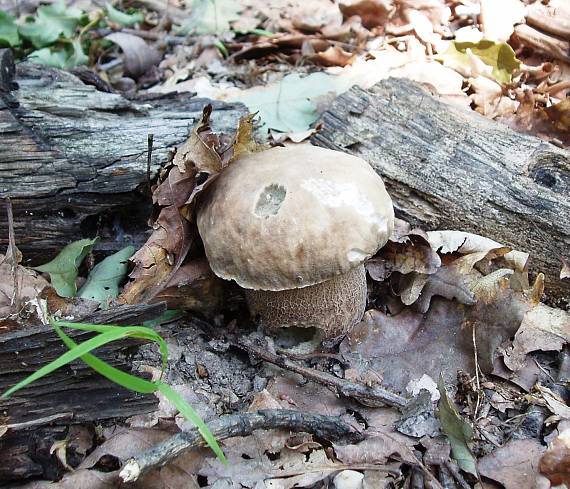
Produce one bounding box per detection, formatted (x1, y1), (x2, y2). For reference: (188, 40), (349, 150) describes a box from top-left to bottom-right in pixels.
(196, 145), (394, 291)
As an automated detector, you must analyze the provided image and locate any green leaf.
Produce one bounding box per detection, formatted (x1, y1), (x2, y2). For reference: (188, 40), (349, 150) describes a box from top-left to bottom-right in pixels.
(105, 3), (144, 26)
(436, 40), (520, 84)
(78, 246), (134, 308)
(66, 38), (89, 67)
(0, 11), (20, 47)
(179, 0), (240, 35)
(143, 310), (184, 328)
(28, 47), (68, 68)
(34, 238), (99, 297)
(18, 0), (84, 48)
(230, 72), (347, 133)
(436, 375), (478, 476)
(158, 382), (227, 463)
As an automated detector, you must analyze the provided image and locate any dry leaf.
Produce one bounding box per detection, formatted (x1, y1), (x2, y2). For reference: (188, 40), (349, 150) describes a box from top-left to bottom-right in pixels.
(338, 0), (394, 28)
(478, 439), (547, 489)
(540, 427), (570, 486)
(340, 303), (475, 393)
(504, 303), (570, 371)
(105, 32), (161, 79)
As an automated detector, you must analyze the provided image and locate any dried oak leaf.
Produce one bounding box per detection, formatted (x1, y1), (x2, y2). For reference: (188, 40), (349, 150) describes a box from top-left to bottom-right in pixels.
(121, 109), (262, 305)
(338, 0), (394, 29)
(540, 426), (570, 486)
(504, 302), (570, 371)
(478, 439), (547, 489)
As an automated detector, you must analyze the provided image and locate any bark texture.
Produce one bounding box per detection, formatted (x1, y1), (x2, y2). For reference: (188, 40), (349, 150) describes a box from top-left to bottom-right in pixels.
(0, 49), (245, 264)
(313, 78), (570, 307)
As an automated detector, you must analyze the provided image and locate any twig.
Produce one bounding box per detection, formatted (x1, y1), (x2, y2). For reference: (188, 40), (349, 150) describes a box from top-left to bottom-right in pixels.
(234, 337), (409, 410)
(146, 133), (154, 196)
(120, 409), (365, 482)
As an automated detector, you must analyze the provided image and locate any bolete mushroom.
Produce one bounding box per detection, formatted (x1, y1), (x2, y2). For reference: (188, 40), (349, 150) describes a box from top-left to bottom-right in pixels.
(196, 145), (394, 342)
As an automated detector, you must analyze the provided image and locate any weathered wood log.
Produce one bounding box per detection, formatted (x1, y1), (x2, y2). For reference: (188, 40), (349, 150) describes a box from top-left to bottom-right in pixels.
(313, 78), (570, 307)
(0, 49), (245, 264)
(0, 303), (166, 483)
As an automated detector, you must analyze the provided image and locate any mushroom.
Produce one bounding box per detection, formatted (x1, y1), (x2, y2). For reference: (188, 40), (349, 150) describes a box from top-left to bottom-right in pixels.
(196, 145), (394, 343)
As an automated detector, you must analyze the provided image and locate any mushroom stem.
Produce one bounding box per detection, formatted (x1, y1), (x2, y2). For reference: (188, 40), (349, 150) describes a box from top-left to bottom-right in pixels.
(245, 264), (367, 342)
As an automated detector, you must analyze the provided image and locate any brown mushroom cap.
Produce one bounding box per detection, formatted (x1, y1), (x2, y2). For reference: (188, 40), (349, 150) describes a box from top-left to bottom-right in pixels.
(196, 145), (394, 291)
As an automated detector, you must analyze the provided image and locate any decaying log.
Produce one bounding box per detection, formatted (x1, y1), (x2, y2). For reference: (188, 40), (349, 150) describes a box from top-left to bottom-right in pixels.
(0, 49), (245, 264)
(313, 78), (570, 307)
(0, 303), (166, 483)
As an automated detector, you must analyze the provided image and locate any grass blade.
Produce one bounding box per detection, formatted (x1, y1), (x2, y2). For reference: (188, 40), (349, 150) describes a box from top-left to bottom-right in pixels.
(157, 382), (227, 463)
(52, 323), (157, 394)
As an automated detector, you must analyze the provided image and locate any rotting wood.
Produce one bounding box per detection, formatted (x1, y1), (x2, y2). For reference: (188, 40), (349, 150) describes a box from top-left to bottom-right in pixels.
(313, 78), (570, 308)
(0, 302), (166, 483)
(0, 49), (246, 264)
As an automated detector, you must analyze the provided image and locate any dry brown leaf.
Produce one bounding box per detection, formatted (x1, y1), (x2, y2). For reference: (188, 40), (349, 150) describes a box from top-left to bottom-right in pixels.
(313, 46), (355, 67)
(370, 230), (441, 278)
(540, 427), (570, 486)
(426, 230), (529, 272)
(338, 0), (394, 29)
(543, 97), (570, 134)
(340, 303), (475, 393)
(334, 432), (417, 465)
(536, 385), (570, 421)
(105, 32), (161, 79)
(121, 109), (260, 305)
(394, 259), (476, 313)
(504, 303), (570, 371)
(0, 256), (49, 319)
(151, 259), (224, 314)
(478, 439), (547, 489)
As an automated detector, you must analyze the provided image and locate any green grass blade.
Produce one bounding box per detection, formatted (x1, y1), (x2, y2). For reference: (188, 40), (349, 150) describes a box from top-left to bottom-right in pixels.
(157, 382), (226, 463)
(52, 323), (157, 394)
(2, 327), (159, 398)
(54, 320), (169, 375)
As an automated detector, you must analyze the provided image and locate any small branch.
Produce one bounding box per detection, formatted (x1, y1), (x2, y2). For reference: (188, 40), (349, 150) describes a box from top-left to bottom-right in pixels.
(234, 337), (409, 410)
(514, 24), (570, 63)
(120, 409), (365, 482)
(147, 133), (154, 196)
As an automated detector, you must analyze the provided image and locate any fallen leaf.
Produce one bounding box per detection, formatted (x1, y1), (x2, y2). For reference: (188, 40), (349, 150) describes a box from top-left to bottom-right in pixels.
(540, 427), (570, 486)
(230, 72), (343, 133)
(437, 375), (477, 476)
(426, 230), (528, 272)
(313, 46), (355, 67)
(18, 0), (82, 48)
(34, 238), (99, 298)
(0, 11), (19, 47)
(334, 431), (417, 465)
(105, 32), (161, 79)
(0, 256), (49, 319)
(180, 0), (240, 35)
(479, 439), (546, 489)
(504, 303), (570, 371)
(338, 0), (394, 29)
(536, 385), (570, 421)
(436, 40), (521, 84)
(78, 246), (135, 308)
(105, 3), (144, 26)
(543, 97), (570, 133)
(340, 303), (475, 393)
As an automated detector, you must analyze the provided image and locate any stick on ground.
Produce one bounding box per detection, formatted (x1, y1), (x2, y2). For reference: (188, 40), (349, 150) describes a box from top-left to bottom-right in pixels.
(120, 409), (365, 482)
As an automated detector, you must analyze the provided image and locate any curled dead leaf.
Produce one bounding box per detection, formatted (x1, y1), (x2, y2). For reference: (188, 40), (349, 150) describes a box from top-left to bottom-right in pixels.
(105, 32), (161, 79)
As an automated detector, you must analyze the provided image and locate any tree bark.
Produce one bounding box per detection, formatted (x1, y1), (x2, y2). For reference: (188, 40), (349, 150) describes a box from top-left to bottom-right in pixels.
(313, 78), (570, 307)
(0, 303), (166, 483)
(0, 49), (245, 264)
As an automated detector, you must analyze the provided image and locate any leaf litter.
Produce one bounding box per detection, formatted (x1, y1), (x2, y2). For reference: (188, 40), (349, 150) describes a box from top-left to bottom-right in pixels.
(2, 0), (570, 487)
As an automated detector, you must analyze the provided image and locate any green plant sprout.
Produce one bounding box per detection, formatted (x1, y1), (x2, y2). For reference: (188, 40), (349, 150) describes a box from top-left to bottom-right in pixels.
(1, 319), (226, 463)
